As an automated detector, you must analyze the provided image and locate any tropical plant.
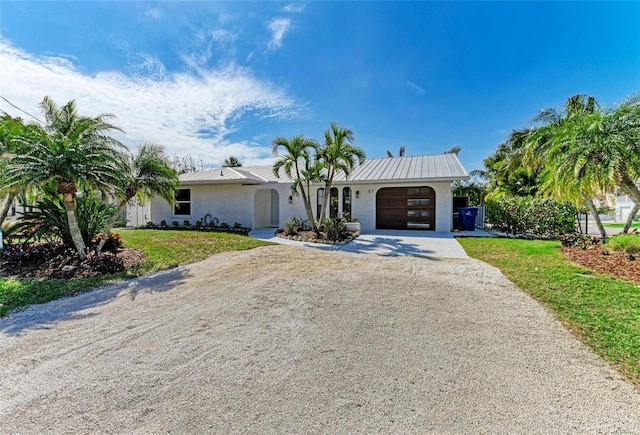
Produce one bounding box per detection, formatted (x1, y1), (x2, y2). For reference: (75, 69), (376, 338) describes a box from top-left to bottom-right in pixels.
(272, 134), (321, 231)
(386, 145), (406, 158)
(497, 95), (610, 237)
(3, 97), (126, 260)
(0, 115), (44, 227)
(222, 156), (242, 167)
(96, 143), (178, 254)
(15, 194), (117, 247)
(319, 217), (346, 242)
(444, 145), (461, 155)
(317, 122), (366, 219)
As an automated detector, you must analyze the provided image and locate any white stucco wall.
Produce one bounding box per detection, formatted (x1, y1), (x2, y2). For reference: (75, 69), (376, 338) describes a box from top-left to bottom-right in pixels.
(151, 183), (308, 229)
(323, 181), (454, 232)
(151, 180), (455, 232)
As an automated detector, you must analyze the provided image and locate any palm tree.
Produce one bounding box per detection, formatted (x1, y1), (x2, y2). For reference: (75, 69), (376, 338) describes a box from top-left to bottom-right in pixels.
(518, 95), (612, 237)
(3, 97), (126, 260)
(272, 134), (320, 231)
(386, 145), (406, 158)
(444, 145), (461, 155)
(222, 156), (242, 167)
(317, 122), (366, 219)
(96, 143), (178, 254)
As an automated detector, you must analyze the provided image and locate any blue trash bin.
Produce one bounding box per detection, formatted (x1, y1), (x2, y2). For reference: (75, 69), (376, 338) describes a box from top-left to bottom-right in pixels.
(459, 207), (478, 231)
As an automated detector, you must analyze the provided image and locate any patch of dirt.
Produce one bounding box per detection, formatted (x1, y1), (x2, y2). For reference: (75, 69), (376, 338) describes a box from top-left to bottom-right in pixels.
(0, 243), (146, 280)
(561, 245), (640, 284)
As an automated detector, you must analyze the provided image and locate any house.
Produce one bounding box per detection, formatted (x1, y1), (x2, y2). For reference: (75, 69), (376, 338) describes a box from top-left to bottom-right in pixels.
(150, 154), (469, 232)
(616, 193), (636, 222)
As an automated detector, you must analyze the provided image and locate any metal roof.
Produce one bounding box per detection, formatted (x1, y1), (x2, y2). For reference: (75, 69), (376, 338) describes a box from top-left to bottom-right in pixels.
(179, 153), (468, 185)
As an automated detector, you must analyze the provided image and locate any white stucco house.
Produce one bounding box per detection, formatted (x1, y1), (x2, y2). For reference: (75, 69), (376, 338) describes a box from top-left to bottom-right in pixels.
(615, 193), (636, 222)
(150, 154), (469, 232)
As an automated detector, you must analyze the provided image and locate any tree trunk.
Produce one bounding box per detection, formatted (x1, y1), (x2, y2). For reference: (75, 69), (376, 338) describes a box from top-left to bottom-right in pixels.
(0, 192), (15, 228)
(299, 188), (317, 232)
(62, 192), (88, 261)
(319, 168), (334, 221)
(96, 200), (129, 255)
(623, 204), (639, 234)
(620, 174), (640, 209)
(584, 197), (607, 238)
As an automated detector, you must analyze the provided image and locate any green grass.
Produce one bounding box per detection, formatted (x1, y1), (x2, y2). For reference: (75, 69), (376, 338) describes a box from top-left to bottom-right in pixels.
(457, 237), (640, 386)
(603, 222), (640, 229)
(0, 229), (271, 316)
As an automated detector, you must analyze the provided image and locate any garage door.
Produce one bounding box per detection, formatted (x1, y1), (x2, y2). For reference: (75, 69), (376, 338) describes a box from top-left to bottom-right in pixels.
(376, 187), (436, 230)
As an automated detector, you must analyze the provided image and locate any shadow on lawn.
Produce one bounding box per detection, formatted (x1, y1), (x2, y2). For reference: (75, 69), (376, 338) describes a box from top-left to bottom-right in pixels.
(0, 267), (190, 336)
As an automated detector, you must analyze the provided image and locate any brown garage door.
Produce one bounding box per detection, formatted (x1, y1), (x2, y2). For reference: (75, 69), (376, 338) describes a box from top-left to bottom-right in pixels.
(376, 186), (436, 230)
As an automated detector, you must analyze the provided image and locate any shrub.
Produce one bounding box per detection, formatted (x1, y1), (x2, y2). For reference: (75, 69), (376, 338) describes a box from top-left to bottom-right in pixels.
(172, 220), (179, 227)
(233, 222), (242, 229)
(219, 222), (229, 229)
(160, 220), (168, 227)
(195, 220), (203, 228)
(145, 221), (156, 229)
(559, 234), (604, 249)
(320, 218), (346, 242)
(15, 194), (116, 247)
(607, 233), (640, 254)
(92, 231), (124, 253)
(183, 220), (191, 227)
(486, 196), (576, 236)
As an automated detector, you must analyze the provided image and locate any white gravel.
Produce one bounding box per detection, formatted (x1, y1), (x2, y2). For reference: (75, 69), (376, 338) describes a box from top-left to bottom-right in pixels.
(1, 245), (639, 434)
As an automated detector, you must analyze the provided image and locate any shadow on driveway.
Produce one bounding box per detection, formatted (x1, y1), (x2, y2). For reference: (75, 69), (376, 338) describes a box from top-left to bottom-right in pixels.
(0, 267), (190, 337)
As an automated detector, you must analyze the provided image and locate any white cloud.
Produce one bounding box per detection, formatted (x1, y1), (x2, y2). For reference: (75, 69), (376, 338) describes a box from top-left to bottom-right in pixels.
(145, 7), (162, 20)
(268, 18), (291, 51)
(283, 3), (306, 13)
(0, 39), (301, 167)
(406, 80), (426, 96)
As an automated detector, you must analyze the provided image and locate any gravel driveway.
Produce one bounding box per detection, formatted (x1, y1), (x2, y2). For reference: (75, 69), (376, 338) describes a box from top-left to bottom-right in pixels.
(2, 245), (639, 433)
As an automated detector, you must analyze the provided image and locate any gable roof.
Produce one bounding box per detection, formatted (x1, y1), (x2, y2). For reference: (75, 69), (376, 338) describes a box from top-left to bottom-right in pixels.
(179, 153), (468, 185)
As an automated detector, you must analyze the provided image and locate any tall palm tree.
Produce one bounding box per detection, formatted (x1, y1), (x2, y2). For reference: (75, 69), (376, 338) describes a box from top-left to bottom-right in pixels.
(96, 143), (178, 254)
(386, 145), (406, 158)
(4, 97), (126, 260)
(317, 122), (366, 219)
(518, 95), (612, 237)
(272, 134), (320, 231)
(222, 156), (242, 167)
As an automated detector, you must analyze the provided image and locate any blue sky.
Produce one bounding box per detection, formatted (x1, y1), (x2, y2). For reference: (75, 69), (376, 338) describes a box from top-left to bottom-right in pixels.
(1, 1), (639, 172)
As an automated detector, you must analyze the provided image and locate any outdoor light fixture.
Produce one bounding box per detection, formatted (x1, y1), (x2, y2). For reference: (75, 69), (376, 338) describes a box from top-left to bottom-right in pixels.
(355, 190), (360, 198)
(220, 170), (223, 176)
(288, 195), (293, 204)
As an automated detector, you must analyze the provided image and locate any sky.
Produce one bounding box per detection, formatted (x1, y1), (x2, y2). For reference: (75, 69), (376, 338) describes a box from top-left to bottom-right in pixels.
(0, 1), (639, 173)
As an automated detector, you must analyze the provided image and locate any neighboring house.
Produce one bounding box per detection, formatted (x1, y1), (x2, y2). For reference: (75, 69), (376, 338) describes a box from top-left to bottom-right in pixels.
(616, 194), (635, 222)
(151, 154), (469, 232)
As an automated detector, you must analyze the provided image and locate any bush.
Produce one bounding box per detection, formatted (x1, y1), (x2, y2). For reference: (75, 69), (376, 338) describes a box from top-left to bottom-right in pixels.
(607, 233), (640, 254)
(15, 194), (117, 247)
(283, 216), (309, 236)
(92, 231), (124, 252)
(486, 196), (576, 236)
(320, 218), (346, 242)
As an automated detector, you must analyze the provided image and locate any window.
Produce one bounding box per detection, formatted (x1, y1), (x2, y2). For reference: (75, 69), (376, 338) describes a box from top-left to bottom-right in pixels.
(174, 189), (191, 216)
(342, 187), (352, 217)
(316, 188), (325, 219)
(330, 188), (339, 218)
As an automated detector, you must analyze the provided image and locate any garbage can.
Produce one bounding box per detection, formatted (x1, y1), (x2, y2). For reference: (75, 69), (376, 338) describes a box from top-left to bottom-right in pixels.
(459, 207), (478, 231)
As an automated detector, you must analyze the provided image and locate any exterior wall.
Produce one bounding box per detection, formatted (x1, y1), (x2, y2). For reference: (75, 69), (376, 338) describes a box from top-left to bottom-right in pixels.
(151, 183), (308, 229)
(616, 194), (634, 222)
(151, 180), (455, 232)
(310, 181), (454, 232)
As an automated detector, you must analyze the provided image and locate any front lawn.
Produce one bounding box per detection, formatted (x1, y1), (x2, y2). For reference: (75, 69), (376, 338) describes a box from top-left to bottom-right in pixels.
(603, 222), (640, 229)
(457, 237), (640, 386)
(0, 229), (271, 316)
